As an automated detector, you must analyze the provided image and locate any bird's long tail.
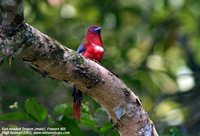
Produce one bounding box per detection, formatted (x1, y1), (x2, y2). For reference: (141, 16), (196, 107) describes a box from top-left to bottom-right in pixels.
(72, 87), (83, 120)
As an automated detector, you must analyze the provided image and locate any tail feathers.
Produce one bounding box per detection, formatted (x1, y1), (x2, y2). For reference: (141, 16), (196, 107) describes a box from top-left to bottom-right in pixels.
(73, 103), (81, 119)
(72, 87), (83, 120)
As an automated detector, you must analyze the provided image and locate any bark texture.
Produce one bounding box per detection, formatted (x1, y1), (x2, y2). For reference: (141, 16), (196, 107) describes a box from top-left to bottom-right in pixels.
(0, 0), (159, 135)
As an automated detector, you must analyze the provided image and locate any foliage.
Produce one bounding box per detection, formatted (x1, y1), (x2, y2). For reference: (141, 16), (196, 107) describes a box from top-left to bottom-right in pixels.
(0, 98), (119, 136)
(1, 0), (200, 135)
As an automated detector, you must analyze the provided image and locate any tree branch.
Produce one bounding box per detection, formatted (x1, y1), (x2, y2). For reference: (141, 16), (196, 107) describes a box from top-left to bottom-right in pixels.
(0, 0), (159, 135)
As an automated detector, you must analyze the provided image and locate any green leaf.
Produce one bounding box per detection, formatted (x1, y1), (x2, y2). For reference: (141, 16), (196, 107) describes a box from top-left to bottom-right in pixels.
(80, 116), (97, 130)
(54, 103), (67, 114)
(56, 117), (84, 136)
(25, 98), (48, 123)
(48, 115), (55, 126)
(169, 127), (182, 136)
(100, 123), (113, 133)
(0, 112), (31, 121)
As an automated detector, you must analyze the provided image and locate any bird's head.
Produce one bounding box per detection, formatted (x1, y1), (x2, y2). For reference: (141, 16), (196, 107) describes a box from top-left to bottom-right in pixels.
(86, 25), (103, 46)
(87, 25), (101, 35)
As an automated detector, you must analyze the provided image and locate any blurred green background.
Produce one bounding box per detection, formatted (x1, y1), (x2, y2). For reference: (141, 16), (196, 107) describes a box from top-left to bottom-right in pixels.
(1, 0), (200, 135)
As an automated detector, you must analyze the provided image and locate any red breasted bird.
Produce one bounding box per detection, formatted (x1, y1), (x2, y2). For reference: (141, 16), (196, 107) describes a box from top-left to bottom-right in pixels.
(72, 25), (104, 120)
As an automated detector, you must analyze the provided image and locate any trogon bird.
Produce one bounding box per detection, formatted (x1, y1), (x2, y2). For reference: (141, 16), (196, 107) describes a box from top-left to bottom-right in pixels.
(72, 25), (104, 120)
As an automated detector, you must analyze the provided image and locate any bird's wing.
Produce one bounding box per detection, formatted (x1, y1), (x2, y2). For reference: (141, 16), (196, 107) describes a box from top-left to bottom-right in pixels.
(77, 43), (86, 55)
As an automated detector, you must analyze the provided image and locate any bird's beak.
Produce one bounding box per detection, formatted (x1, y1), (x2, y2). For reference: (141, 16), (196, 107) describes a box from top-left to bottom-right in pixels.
(94, 27), (101, 34)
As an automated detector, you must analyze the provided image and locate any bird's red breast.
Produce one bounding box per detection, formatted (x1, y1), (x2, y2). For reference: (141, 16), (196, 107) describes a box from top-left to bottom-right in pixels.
(83, 43), (104, 63)
(83, 25), (104, 63)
